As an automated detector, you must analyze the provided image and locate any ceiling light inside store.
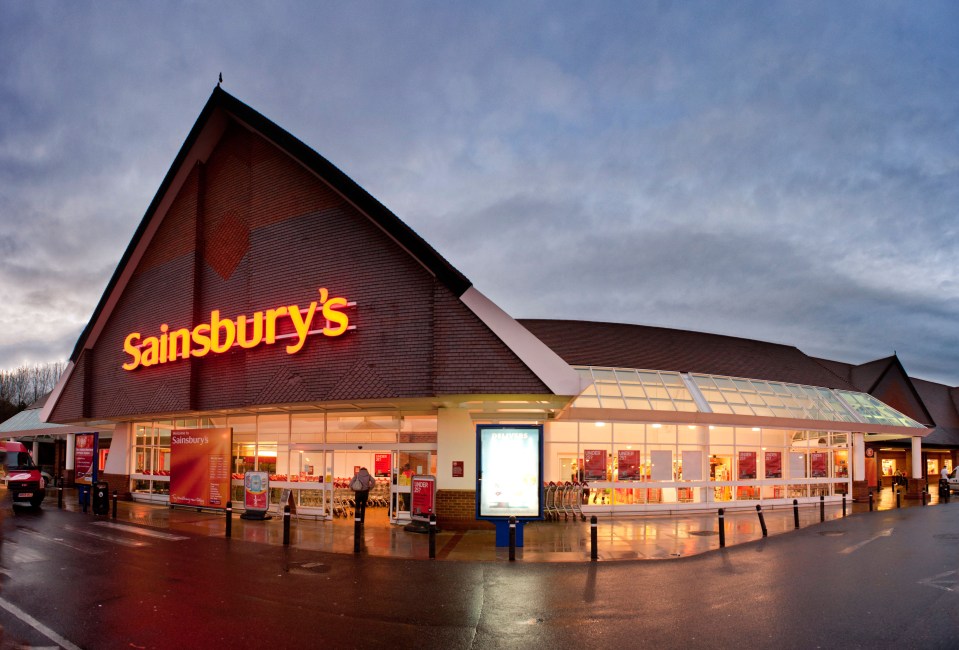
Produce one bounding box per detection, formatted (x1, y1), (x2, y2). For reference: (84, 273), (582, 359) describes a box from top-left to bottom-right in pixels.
(595, 422), (606, 427)
(652, 423), (662, 428)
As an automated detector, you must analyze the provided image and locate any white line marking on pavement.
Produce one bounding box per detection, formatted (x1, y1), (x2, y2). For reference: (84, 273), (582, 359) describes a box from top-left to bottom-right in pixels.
(64, 524), (149, 547)
(17, 528), (104, 555)
(839, 527), (894, 554)
(0, 595), (82, 650)
(92, 521), (189, 541)
(919, 570), (957, 593)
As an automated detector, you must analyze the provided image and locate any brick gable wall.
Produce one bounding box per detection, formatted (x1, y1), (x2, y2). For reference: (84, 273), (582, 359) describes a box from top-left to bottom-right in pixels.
(51, 121), (549, 422)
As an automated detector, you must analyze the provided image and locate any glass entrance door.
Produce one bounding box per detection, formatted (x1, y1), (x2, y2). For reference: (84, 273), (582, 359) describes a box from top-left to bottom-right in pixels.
(390, 450), (435, 524)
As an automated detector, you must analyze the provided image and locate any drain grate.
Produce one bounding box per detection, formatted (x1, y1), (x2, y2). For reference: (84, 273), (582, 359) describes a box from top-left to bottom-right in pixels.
(933, 533), (959, 540)
(817, 531), (846, 536)
(690, 530), (718, 536)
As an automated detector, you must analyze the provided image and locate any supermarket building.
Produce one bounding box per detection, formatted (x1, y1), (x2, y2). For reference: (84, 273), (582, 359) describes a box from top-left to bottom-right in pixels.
(40, 88), (957, 525)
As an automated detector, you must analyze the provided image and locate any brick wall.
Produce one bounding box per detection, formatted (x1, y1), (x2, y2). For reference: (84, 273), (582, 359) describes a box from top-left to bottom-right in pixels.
(50, 115), (550, 424)
(436, 489), (483, 528)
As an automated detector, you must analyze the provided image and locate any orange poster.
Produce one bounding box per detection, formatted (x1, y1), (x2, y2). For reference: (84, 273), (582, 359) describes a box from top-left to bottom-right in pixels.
(170, 428), (233, 509)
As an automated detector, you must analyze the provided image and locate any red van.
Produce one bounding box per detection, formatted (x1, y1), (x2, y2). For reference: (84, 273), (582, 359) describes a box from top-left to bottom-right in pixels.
(0, 440), (46, 508)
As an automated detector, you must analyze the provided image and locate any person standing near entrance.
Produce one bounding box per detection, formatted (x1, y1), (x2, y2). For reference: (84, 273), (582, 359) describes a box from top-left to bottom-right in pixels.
(350, 467), (375, 523)
(940, 465), (951, 498)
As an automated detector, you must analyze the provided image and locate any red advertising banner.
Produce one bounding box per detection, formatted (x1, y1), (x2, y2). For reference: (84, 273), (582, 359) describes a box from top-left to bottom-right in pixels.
(765, 451), (782, 478)
(374, 453), (391, 477)
(584, 449), (607, 481)
(617, 449), (641, 481)
(810, 451), (828, 478)
(74, 433), (98, 485)
(738, 451), (757, 479)
(411, 475), (435, 521)
(170, 428), (232, 509)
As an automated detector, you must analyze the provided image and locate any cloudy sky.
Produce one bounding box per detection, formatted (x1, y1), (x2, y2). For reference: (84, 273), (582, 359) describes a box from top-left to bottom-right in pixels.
(1, 1), (958, 385)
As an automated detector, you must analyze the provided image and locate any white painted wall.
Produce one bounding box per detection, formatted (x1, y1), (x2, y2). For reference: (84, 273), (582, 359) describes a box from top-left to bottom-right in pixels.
(436, 407), (475, 491)
(104, 423), (130, 475)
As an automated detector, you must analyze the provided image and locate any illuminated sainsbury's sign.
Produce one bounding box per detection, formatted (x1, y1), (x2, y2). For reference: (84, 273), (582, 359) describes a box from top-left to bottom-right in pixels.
(122, 287), (354, 371)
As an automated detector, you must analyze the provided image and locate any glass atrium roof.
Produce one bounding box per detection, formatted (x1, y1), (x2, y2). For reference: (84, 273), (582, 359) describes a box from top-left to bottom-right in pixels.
(572, 367), (925, 429)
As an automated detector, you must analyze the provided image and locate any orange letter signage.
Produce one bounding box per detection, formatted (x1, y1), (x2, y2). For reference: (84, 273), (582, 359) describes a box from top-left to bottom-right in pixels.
(122, 288), (354, 371)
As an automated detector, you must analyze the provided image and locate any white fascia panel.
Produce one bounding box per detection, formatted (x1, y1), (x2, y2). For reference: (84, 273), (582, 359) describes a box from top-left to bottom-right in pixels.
(459, 287), (584, 396)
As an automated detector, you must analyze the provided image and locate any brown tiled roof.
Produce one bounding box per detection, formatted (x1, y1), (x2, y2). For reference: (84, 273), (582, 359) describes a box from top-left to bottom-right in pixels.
(913, 378), (959, 428)
(811, 357), (852, 384)
(518, 319), (853, 389)
(912, 378), (959, 446)
(848, 356), (896, 393)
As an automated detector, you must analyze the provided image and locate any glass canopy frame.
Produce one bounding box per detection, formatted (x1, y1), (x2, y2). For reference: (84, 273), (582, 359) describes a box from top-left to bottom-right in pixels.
(572, 366), (925, 429)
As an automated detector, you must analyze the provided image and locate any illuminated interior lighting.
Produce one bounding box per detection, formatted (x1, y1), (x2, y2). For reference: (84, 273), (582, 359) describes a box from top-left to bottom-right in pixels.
(595, 421), (606, 427)
(652, 423), (662, 428)
(752, 427), (761, 432)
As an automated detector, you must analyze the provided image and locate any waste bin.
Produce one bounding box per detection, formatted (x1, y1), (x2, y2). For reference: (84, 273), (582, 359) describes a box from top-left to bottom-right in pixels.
(92, 481), (110, 515)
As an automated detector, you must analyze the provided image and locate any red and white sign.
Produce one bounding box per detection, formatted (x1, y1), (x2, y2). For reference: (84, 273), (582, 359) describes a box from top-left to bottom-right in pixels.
(617, 450), (640, 481)
(765, 451), (782, 478)
(170, 428), (232, 509)
(451, 461), (464, 478)
(584, 449), (607, 481)
(738, 451), (757, 480)
(411, 475), (435, 522)
(810, 451), (828, 478)
(74, 433), (98, 485)
(374, 453), (391, 477)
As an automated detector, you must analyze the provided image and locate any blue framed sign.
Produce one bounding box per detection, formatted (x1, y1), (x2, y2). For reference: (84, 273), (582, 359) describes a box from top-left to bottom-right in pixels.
(476, 424), (543, 520)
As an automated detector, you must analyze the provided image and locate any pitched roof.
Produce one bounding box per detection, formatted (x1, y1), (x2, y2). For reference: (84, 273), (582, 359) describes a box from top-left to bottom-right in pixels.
(518, 319), (853, 389)
(66, 86), (471, 364)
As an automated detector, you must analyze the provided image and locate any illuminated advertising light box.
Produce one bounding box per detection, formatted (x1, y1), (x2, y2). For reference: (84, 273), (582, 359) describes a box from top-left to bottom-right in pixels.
(476, 424), (543, 520)
(170, 428), (233, 510)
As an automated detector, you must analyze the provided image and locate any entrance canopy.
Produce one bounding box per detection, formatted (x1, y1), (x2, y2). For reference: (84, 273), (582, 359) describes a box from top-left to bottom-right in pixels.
(564, 366), (929, 438)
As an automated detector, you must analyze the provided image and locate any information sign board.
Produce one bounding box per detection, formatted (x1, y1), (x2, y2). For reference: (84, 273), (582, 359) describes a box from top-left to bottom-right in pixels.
(170, 427), (232, 509)
(74, 432), (99, 485)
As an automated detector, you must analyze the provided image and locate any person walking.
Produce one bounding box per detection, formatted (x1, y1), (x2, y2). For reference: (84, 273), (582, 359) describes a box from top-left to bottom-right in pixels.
(350, 467), (376, 523)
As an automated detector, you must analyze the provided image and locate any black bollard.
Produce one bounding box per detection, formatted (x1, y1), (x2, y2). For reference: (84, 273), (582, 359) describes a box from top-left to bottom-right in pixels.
(354, 513), (362, 554)
(756, 504), (768, 537)
(896, 489), (901, 509)
(283, 505), (291, 546)
(842, 494), (847, 517)
(112, 490), (118, 520)
(718, 508), (726, 548)
(869, 491), (874, 512)
(793, 499), (800, 529)
(508, 515), (516, 562)
(590, 515), (598, 561)
(82, 488), (88, 514)
(429, 514), (437, 559)
(820, 495), (825, 522)
(225, 501), (233, 538)
(57, 485), (63, 509)
(921, 489), (927, 506)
